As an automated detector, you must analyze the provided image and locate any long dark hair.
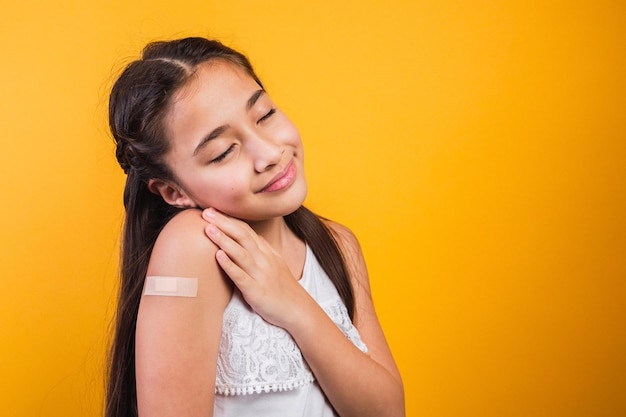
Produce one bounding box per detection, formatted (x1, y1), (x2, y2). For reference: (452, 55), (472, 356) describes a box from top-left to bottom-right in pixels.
(106, 37), (354, 417)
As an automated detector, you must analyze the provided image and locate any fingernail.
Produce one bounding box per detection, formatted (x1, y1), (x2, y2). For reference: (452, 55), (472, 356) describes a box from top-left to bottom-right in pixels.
(203, 208), (215, 219)
(207, 225), (219, 236)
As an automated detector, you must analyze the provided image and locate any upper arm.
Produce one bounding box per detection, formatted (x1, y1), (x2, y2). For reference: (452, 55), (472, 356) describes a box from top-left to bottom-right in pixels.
(325, 220), (403, 386)
(135, 209), (232, 417)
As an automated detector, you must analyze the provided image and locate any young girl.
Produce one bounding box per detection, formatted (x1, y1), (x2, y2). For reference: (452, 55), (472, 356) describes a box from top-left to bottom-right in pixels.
(106, 37), (404, 417)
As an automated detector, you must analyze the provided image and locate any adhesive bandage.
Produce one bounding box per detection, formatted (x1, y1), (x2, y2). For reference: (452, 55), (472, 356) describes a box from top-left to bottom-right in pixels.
(144, 276), (198, 297)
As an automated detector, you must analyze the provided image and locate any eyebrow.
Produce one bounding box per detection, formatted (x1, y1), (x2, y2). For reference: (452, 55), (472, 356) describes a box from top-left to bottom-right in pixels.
(193, 125), (228, 156)
(192, 89), (266, 157)
(247, 89), (265, 110)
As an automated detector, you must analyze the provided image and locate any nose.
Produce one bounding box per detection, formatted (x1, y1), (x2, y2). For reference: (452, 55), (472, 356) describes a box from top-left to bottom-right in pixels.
(250, 133), (283, 173)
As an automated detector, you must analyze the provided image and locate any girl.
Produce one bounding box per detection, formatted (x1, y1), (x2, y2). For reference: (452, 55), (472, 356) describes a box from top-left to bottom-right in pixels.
(106, 37), (404, 417)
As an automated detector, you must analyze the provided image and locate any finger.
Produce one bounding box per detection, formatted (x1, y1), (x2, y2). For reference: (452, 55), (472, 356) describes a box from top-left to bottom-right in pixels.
(205, 224), (261, 275)
(203, 209), (262, 250)
(205, 223), (247, 261)
(203, 208), (246, 228)
(215, 250), (253, 291)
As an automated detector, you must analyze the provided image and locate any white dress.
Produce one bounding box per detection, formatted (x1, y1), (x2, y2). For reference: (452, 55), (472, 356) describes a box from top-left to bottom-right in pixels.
(214, 245), (368, 417)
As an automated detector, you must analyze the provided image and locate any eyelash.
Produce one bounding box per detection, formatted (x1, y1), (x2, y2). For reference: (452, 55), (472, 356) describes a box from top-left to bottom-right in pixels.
(210, 144), (235, 164)
(209, 108), (276, 164)
(258, 108), (276, 123)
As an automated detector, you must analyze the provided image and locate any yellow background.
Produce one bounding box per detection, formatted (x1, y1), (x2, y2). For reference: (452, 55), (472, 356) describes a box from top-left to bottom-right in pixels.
(1, 1), (624, 416)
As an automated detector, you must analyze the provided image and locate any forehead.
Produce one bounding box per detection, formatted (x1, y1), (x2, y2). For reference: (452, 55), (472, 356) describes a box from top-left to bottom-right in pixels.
(174, 60), (258, 105)
(162, 60), (262, 155)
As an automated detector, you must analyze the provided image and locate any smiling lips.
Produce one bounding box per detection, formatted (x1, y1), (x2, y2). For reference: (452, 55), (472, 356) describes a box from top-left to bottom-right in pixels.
(261, 159), (296, 192)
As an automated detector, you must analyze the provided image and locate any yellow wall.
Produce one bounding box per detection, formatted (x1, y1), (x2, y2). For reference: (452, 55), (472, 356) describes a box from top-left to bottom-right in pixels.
(1, 1), (624, 416)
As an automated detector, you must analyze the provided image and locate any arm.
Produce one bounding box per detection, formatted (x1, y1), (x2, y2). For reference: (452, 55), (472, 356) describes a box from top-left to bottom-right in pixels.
(285, 222), (404, 417)
(203, 210), (405, 417)
(317, 220), (405, 415)
(135, 209), (232, 417)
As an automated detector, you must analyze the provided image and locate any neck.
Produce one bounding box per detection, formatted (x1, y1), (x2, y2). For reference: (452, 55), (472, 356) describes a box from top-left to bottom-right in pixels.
(248, 216), (294, 250)
(248, 215), (306, 279)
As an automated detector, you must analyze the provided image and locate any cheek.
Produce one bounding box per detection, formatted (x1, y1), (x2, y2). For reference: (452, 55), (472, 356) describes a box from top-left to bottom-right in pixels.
(190, 171), (249, 206)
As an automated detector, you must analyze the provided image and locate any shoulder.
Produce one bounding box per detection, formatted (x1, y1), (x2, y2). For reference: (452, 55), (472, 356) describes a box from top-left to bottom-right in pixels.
(322, 218), (372, 292)
(322, 219), (370, 288)
(157, 208), (214, 249)
(322, 219), (363, 261)
(140, 208), (232, 320)
(147, 208), (222, 280)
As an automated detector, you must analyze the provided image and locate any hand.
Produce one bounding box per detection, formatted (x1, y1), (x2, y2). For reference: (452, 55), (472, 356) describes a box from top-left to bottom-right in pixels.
(201, 208), (311, 329)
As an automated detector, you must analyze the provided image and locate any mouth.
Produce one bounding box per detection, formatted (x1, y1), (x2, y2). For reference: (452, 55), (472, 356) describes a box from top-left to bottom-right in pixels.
(260, 159), (297, 193)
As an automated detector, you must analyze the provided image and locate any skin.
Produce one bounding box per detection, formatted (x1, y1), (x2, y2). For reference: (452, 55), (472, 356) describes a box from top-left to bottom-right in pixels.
(135, 60), (405, 417)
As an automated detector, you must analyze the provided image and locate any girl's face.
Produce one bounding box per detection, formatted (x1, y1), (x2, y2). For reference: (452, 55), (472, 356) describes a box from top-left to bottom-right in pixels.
(157, 60), (307, 222)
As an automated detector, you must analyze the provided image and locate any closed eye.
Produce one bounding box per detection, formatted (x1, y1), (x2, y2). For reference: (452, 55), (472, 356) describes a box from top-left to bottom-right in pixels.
(258, 108), (276, 124)
(210, 144), (236, 163)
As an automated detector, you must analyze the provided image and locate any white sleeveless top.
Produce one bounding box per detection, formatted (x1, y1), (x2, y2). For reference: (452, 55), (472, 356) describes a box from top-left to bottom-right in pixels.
(214, 245), (368, 417)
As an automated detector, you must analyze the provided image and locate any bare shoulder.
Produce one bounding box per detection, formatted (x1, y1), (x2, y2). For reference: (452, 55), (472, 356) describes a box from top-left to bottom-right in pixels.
(322, 219), (370, 290)
(148, 208), (221, 278)
(138, 207), (230, 324)
(140, 207), (231, 314)
(322, 219), (361, 254)
(154, 208), (216, 255)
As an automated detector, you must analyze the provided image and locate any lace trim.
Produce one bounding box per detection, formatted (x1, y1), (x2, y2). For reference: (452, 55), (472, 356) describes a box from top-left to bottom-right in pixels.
(321, 298), (368, 354)
(215, 374), (315, 396)
(215, 294), (316, 396)
(215, 293), (368, 396)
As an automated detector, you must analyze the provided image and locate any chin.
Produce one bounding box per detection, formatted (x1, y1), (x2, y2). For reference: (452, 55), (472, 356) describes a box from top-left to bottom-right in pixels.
(262, 185), (308, 220)
(275, 192), (308, 218)
(289, 181), (308, 211)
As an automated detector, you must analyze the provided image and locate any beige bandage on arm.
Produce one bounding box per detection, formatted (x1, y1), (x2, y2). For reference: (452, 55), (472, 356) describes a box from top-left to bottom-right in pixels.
(144, 276), (198, 297)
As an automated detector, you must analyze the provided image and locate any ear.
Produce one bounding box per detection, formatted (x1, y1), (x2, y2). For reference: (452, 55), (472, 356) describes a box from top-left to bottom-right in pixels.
(147, 178), (197, 208)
